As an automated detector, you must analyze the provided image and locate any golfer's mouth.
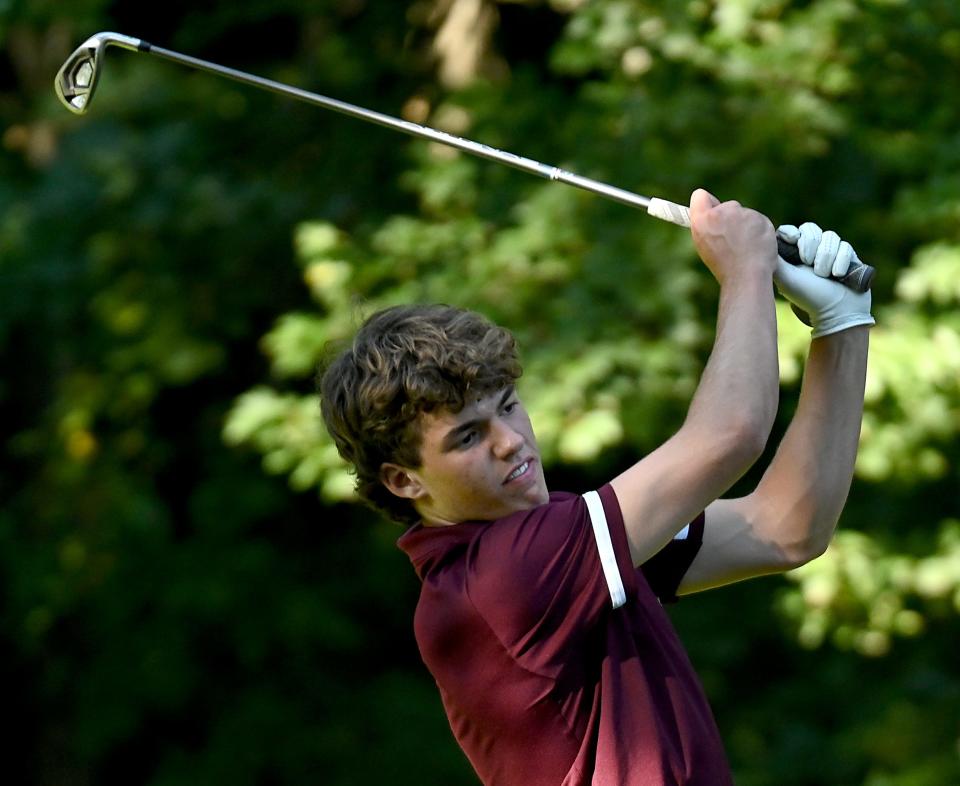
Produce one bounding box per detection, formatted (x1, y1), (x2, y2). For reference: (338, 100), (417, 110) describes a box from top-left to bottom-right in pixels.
(504, 459), (533, 485)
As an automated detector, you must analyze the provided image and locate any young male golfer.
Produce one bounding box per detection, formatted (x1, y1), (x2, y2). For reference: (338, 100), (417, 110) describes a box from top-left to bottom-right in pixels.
(319, 189), (873, 785)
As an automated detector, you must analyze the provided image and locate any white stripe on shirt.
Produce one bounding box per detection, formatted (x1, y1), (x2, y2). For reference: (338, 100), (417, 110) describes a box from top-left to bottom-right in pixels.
(583, 491), (627, 609)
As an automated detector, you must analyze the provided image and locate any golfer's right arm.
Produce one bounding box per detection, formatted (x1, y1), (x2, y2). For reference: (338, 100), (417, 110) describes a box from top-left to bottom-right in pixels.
(611, 189), (780, 567)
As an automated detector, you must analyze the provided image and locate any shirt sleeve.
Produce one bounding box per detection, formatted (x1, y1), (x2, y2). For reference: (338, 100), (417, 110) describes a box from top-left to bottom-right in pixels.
(465, 484), (637, 679)
(640, 511), (705, 603)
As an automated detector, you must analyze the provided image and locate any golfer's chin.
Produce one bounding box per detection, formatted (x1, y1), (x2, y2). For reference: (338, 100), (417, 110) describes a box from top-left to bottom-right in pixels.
(508, 476), (550, 511)
(420, 476), (550, 526)
(529, 482), (551, 508)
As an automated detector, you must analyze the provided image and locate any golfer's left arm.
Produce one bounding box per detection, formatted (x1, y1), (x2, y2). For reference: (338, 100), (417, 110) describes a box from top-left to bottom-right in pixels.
(677, 224), (874, 594)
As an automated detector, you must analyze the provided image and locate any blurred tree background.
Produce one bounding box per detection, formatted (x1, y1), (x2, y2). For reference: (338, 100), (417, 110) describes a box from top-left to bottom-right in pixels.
(1, 0), (958, 783)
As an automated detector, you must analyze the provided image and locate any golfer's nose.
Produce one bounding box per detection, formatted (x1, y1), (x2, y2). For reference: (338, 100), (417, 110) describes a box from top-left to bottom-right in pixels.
(491, 418), (524, 459)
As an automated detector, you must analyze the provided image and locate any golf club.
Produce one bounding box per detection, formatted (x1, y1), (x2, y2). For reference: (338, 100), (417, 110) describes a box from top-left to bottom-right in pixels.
(55, 32), (874, 292)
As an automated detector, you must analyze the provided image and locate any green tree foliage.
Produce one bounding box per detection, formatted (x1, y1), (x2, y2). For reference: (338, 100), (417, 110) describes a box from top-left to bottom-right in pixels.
(2, 1), (958, 783)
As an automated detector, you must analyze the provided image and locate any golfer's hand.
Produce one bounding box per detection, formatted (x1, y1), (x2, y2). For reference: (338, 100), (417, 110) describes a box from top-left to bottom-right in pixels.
(690, 189), (777, 286)
(774, 223), (875, 338)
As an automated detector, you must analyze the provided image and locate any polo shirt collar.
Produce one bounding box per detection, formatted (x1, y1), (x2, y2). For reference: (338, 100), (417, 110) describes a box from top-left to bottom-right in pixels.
(397, 520), (487, 581)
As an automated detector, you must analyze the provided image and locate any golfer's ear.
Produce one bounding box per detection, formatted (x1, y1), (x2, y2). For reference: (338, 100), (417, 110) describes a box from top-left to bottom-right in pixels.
(380, 463), (425, 500)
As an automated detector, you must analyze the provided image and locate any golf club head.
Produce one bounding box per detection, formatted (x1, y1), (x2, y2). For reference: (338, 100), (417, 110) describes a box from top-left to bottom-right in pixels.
(54, 33), (143, 114)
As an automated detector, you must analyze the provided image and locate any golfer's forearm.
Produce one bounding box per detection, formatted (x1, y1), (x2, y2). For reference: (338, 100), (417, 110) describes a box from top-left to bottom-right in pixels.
(686, 275), (779, 456)
(752, 327), (869, 560)
(611, 272), (778, 565)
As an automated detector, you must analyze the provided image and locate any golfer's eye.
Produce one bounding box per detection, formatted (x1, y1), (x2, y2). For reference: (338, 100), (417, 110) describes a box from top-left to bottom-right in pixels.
(460, 430), (478, 447)
(502, 400), (518, 415)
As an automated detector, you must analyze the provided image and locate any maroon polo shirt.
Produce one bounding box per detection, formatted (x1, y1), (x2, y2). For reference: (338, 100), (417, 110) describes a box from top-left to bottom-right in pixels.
(397, 484), (733, 785)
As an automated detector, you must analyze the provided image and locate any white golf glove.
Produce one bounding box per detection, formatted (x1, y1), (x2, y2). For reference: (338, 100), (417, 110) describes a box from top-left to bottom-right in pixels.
(774, 222), (875, 338)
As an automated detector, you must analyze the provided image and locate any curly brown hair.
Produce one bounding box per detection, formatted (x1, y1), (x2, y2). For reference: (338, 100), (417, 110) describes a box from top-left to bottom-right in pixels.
(318, 305), (522, 526)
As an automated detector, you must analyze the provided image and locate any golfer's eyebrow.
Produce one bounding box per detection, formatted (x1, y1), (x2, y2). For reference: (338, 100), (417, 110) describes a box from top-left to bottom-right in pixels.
(441, 387), (515, 451)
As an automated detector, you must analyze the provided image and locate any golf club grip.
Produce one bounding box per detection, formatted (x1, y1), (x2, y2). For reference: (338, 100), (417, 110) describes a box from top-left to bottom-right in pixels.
(775, 236), (874, 293)
(646, 198), (874, 292)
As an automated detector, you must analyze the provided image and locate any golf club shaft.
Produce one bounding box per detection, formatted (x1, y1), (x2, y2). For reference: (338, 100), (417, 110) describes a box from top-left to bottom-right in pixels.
(60, 34), (875, 291)
(144, 42), (654, 213)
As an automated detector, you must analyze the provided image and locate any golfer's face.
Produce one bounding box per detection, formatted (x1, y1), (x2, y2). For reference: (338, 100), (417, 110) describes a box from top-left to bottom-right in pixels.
(411, 386), (549, 526)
